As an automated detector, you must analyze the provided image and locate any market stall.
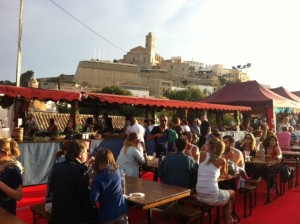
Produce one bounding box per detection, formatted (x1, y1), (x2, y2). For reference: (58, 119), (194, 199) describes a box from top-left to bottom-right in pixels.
(200, 81), (300, 132)
(1, 85), (251, 186)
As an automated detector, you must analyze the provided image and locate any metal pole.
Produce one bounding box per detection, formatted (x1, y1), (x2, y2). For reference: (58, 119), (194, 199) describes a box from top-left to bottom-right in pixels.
(16, 0), (24, 87)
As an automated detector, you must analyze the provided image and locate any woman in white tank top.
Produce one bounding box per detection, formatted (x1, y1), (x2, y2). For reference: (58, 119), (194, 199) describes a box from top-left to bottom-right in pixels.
(196, 138), (236, 224)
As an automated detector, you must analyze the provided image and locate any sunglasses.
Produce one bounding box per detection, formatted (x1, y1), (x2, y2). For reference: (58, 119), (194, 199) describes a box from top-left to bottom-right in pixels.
(244, 137), (252, 140)
(160, 120), (167, 122)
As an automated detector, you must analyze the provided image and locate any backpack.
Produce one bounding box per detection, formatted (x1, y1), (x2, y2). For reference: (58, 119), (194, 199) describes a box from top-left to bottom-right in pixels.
(276, 165), (294, 182)
(168, 129), (178, 143)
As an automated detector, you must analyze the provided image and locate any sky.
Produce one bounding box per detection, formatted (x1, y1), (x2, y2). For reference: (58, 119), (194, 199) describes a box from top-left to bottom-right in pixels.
(1, 0), (300, 91)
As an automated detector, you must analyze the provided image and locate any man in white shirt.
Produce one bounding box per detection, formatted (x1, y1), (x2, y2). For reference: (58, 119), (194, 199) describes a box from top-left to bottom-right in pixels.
(125, 116), (145, 152)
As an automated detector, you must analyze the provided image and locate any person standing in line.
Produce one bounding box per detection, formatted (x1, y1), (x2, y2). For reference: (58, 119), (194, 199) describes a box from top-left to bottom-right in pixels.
(50, 140), (90, 224)
(199, 115), (211, 148)
(196, 138), (236, 224)
(90, 148), (128, 224)
(0, 139), (24, 215)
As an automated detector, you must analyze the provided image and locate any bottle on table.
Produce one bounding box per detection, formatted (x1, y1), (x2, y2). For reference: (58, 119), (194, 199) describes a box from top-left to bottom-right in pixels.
(121, 169), (126, 194)
(261, 148), (265, 160)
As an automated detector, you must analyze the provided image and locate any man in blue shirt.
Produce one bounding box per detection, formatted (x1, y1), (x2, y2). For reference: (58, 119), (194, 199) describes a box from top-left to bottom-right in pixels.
(158, 137), (198, 189)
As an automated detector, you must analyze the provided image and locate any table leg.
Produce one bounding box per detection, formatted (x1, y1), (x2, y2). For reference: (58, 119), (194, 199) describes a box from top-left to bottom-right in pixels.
(232, 202), (240, 221)
(153, 169), (158, 182)
(296, 158), (299, 187)
(265, 171), (273, 205)
(147, 209), (153, 224)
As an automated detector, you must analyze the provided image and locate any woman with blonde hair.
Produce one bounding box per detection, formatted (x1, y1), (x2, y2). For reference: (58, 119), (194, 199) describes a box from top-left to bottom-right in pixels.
(117, 132), (147, 178)
(0, 139), (24, 215)
(90, 148), (128, 224)
(196, 138), (236, 224)
(236, 133), (257, 157)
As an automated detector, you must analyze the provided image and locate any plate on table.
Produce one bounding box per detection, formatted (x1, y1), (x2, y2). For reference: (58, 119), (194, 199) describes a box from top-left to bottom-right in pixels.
(129, 192), (145, 199)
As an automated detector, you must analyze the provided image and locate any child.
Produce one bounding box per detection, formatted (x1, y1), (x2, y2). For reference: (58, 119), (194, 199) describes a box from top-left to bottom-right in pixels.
(90, 148), (128, 224)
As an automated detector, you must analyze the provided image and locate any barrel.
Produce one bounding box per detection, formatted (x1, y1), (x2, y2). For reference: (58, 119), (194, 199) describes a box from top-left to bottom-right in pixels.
(14, 127), (24, 141)
(1, 128), (11, 138)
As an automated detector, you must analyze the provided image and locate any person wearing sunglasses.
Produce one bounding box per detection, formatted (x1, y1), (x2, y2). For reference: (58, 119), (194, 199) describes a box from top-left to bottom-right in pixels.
(236, 133), (257, 157)
(147, 115), (169, 157)
(0, 139), (24, 215)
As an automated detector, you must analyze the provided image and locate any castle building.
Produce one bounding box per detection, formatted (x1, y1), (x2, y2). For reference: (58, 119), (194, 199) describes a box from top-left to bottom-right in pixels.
(121, 32), (164, 68)
(45, 32), (251, 97)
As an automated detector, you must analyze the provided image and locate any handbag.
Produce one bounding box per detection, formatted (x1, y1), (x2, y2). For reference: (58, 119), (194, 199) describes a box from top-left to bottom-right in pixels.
(277, 165), (294, 182)
(227, 160), (238, 174)
(81, 201), (99, 224)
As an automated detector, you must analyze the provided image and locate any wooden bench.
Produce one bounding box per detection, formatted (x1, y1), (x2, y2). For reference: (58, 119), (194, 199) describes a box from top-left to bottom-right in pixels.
(241, 185), (256, 217)
(153, 202), (201, 224)
(30, 204), (52, 224)
(179, 196), (219, 224)
(0, 207), (25, 224)
(245, 177), (261, 207)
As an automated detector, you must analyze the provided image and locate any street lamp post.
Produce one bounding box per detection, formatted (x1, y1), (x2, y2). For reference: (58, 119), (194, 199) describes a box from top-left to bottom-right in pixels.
(231, 63), (251, 82)
(230, 63), (251, 130)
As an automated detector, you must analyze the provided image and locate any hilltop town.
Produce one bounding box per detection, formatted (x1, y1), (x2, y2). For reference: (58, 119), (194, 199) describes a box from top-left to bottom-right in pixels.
(35, 32), (251, 97)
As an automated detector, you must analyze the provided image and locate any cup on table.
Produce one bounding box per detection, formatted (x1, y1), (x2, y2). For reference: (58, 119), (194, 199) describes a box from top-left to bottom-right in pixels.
(244, 151), (250, 161)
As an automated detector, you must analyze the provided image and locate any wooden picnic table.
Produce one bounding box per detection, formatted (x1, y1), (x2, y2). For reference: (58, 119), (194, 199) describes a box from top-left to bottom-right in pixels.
(124, 176), (191, 224)
(281, 151), (300, 187)
(0, 207), (25, 224)
(290, 145), (300, 152)
(245, 157), (281, 204)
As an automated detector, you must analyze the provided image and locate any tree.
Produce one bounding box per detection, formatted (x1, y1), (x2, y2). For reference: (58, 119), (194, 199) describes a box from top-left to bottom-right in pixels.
(0, 80), (14, 86)
(20, 70), (34, 87)
(99, 86), (132, 96)
(219, 75), (228, 86)
(181, 80), (188, 86)
(163, 88), (205, 101)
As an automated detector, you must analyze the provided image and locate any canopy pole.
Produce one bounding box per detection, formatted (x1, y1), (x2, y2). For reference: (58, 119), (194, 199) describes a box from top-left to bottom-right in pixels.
(16, 0), (24, 87)
(266, 107), (275, 133)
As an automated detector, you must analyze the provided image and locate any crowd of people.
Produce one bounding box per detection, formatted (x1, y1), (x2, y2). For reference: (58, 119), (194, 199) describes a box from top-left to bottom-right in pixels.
(2, 113), (298, 224)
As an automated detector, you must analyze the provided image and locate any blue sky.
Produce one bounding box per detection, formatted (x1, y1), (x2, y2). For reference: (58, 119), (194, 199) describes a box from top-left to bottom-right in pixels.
(1, 0), (300, 91)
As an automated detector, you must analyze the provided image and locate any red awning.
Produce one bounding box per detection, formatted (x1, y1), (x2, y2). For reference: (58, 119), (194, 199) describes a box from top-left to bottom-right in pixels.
(86, 93), (251, 111)
(0, 85), (81, 102)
